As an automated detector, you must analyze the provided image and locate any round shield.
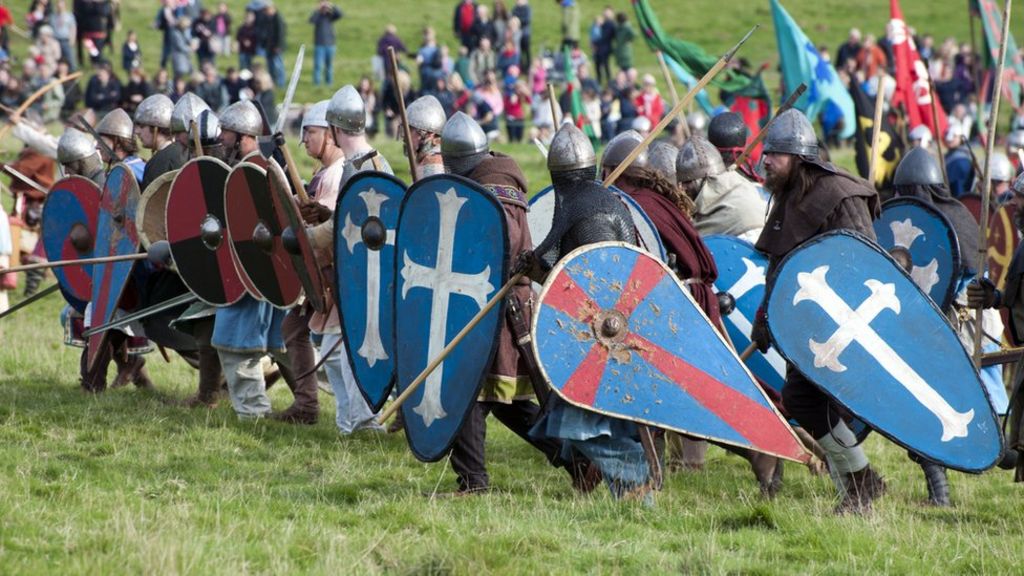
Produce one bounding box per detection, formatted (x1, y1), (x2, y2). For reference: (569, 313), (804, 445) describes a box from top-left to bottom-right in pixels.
(136, 170), (177, 249)
(527, 184), (667, 261)
(225, 162), (303, 308)
(166, 157), (246, 306)
(87, 163), (142, 369)
(267, 159), (325, 313)
(987, 202), (1019, 291)
(959, 194), (983, 224)
(41, 176), (101, 312)
(532, 241), (807, 462)
(874, 197), (960, 311)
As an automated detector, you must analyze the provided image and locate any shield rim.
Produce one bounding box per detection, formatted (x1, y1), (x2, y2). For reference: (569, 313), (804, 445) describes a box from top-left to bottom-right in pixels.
(532, 240), (809, 463)
(392, 173), (510, 463)
(765, 229), (1003, 473)
(88, 163), (142, 371)
(225, 160), (304, 309)
(877, 196), (962, 311)
(42, 175), (101, 312)
(165, 156), (245, 307)
(334, 170), (407, 412)
(136, 169), (178, 249)
(266, 158), (326, 312)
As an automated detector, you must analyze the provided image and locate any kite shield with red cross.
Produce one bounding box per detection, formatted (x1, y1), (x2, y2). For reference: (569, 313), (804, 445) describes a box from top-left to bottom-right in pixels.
(531, 241), (808, 463)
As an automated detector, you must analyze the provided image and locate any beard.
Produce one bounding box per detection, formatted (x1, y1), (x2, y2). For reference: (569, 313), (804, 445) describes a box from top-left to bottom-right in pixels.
(763, 165), (792, 195)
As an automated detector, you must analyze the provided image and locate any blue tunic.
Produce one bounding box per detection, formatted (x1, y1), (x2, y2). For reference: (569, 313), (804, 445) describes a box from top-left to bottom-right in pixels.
(212, 295), (286, 353)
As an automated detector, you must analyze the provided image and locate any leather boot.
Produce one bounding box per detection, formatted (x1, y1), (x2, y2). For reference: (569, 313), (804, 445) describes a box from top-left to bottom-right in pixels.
(920, 461), (951, 507)
(835, 465), (887, 515)
(748, 451), (783, 498)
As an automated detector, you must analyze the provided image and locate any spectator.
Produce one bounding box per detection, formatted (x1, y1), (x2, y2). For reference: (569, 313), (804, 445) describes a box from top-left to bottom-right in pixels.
(475, 69), (504, 121)
(835, 28), (861, 71)
(121, 29), (142, 73)
(0, 76), (25, 112)
(593, 7), (615, 86)
(493, 0), (510, 48)
(170, 75), (188, 101)
(50, 0), (76, 70)
(264, 3), (287, 87)
(504, 78), (529, 143)
(453, 45), (472, 88)
(856, 34), (887, 79)
(154, 0), (176, 69)
(471, 5), (497, 49)
(36, 25), (63, 71)
(236, 10), (258, 70)
(0, 0), (11, 53)
(531, 83), (554, 141)
(529, 56), (545, 101)
(468, 94), (498, 139)
(468, 37), (495, 87)
(58, 59), (82, 118)
(196, 64), (228, 111)
(310, 0), (343, 86)
(151, 67), (172, 95)
(253, 69), (276, 127)
(27, 0), (50, 37)
(496, 39), (519, 77)
(417, 27), (443, 91)
(427, 75), (456, 116)
(84, 62), (121, 114)
(512, 0), (531, 71)
(213, 2), (232, 57)
(36, 63), (65, 123)
(193, 8), (216, 68)
(382, 68), (412, 137)
(634, 73), (663, 128)
(376, 24), (407, 60)
(121, 66), (152, 116)
(559, 0), (579, 51)
(599, 86), (618, 141)
(75, 0), (112, 65)
(577, 62), (599, 95)
(612, 12), (634, 73)
(616, 83), (638, 134)
(944, 125), (974, 198)
(582, 85), (601, 140)
(357, 75), (378, 137)
(453, 0), (478, 50)
(223, 66), (245, 103)
(168, 17), (193, 78)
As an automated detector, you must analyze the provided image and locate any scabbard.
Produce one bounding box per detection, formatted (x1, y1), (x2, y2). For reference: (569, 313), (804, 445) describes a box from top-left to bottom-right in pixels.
(505, 290), (550, 405)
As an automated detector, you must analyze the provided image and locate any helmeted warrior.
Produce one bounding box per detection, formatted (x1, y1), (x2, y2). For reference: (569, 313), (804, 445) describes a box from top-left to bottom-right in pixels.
(647, 140), (679, 187)
(677, 136), (767, 243)
(988, 152), (1014, 203)
(943, 125), (975, 198)
(327, 84), (394, 184)
(438, 112), (593, 494)
(908, 124), (933, 149)
(687, 110), (708, 138)
(403, 94), (447, 179)
(170, 92), (211, 153)
(528, 123), (653, 500)
(135, 93), (187, 192)
(708, 111), (761, 183)
(57, 128), (105, 185)
(751, 109), (884, 514)
(1007, 130), (1024, 173)
(95, 109), (146, 183)
(219, 101), (263, 164)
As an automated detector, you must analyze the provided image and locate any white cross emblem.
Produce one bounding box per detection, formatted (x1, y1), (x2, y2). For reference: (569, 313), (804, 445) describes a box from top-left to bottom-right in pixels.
(400, 188), (494, 427)
(794, 265), (974, 442)
(717, 257), (787, 377)
(890, 218), (940, 294)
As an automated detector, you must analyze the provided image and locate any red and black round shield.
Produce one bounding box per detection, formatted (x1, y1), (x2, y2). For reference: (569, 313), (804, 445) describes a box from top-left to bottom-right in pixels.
(225, 162), (303, 308)
(41, 176), (101, 312)
(165, 157), (246, 306)
(267, 159), (325, 312)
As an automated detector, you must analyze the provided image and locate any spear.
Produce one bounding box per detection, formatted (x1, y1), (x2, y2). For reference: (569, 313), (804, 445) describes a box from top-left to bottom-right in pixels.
(602, 25), (758, 187)
(1, 252), (149, 275)
(388, 46), (419, 181)
(974, 0), (1014, 366)
(2, 165), (48, 196)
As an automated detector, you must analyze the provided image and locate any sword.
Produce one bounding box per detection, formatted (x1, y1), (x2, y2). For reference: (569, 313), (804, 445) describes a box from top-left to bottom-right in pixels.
(73, 116), (117, 165)
(2, 165), (49, 196)
(274, 44), (305, 136)
(82, 292), (198, 337)
(0, 284), (59, 321)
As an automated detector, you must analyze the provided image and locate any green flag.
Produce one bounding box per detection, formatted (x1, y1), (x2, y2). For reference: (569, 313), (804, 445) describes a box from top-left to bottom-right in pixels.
(564, 49), (598, 143)
(973, 0), (1024, 106)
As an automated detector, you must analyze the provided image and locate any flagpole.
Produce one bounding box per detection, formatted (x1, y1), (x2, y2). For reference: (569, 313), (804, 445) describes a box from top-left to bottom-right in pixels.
(868, 73), (888, 186)
(928, 78), (950, 189)
(655, 51), (690, 139)
(974, 0), (1013, 366)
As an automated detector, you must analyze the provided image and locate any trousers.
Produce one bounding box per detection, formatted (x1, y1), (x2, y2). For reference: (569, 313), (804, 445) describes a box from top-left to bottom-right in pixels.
(321, 333), (382, 433)
(218, 349), (290, 419)
(281, 307), (319, 414)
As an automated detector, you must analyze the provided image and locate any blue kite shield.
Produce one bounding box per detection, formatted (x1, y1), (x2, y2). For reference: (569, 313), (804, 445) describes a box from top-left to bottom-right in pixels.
(766, 231), (1003, 472)
(704, 235), (787, 393)
(394, 174), (509, 462)
(873, 197), (960, 311)
(87, 163), (141, 370)
(527, 184), (667, 261)
(335, 171), (406, 411)
(41, 176), (101, 312)
(533, 242), (808, 462)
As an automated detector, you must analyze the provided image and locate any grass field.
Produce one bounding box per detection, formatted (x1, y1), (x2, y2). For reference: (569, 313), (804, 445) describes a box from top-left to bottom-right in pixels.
(3, 0), (1024, 574)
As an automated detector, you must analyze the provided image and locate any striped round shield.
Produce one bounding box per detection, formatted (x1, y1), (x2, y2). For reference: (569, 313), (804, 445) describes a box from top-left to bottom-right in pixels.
(41, 176), (101, 312)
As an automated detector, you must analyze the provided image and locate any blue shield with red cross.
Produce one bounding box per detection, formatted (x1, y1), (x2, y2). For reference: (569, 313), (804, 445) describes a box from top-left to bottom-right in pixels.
(394, 174), (509, 463)
(41, 176), (101, 313)
(87, 163), (141, 370)
(335, 171), (407, 412)
(532, 242), (808, 462)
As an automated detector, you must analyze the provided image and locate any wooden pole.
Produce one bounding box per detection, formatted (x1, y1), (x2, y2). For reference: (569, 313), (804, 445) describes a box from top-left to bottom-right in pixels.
(975, 0), (1014, 366)
(190, 120), (203, 158)
(928, 78), (950, 189)
(276, 142), (311, 203)
(602, 26), (758, 188)
(2, 252), (148, 275)
(739, 343), (756, 361)
(547, 82), (561, 128)
(730, 83), (807, 171)
(867, 73), (888, 186)
(655, 51), (689, 139)
(378, 272), (524, 423)
(388, 46), (419, 181)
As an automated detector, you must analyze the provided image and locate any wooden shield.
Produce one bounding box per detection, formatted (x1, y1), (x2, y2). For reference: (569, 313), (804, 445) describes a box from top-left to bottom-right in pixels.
(41, 176), (101, 312)
(987, 203), (1019, 291)
(267, 159), (325, 312)
(960, 194), (983, 224)
(165, 157), (246, 306)
(136, 170), (177, 249)
(87, 164), (141, 370)
(225, 162), (303, 308)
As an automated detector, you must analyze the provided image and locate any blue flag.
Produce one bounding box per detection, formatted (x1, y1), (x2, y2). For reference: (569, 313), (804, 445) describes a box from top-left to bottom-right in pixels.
(771, 0), (855, 139)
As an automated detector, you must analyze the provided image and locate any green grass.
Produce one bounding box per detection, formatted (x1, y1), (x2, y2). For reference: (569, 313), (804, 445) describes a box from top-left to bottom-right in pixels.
(2, 1), (1024, 574)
